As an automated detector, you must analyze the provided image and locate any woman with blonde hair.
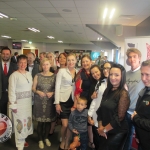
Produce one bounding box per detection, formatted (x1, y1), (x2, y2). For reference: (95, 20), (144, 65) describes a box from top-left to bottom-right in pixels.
(54, 53), (77, 150)
(32, 58), (56, 149)
(46, 52), (56, 72)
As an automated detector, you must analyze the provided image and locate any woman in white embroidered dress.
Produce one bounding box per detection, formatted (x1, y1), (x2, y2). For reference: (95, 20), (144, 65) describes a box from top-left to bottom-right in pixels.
(8, 55), (33, 150)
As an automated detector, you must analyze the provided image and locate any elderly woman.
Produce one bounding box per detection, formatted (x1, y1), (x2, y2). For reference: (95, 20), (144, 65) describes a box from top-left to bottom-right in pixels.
(32, 58), (56, 149)
(131, 60), (150, 150)
(8, 55), (33, 150)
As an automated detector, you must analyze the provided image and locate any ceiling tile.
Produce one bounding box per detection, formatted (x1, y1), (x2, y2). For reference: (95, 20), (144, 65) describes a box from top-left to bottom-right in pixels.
(35, 7), (57, 13)
(5, 1), (32, 8)
(26, 0), (53, 7)
(50, 1), (75, 7)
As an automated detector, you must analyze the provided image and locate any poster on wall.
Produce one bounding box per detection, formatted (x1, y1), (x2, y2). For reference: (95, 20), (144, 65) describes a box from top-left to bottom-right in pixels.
(125, 37), (150, 71)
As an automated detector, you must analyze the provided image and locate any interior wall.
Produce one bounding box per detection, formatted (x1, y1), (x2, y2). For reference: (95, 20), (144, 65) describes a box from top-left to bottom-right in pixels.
(136, 16), (150, 36)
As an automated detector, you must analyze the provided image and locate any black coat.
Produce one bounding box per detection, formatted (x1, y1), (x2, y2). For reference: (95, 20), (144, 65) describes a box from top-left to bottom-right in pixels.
(133, 87), (150, 150)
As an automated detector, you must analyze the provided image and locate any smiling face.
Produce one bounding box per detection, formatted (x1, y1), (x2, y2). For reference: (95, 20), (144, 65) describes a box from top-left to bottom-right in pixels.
(42, 60), (51, 72)
(103, 63), (111, 78)
(1, 50), (11, 62)
(109, 67), (121, 88)
(27, 53), (35, 65)
(81, 57), (92, 71)
(58, 53), (67, 66)
(141, 65), (150, 87)
(67, 55), (76, 68)
(91, 66), (101, 81)
(128, 52), (141, 70)
(18, 59), (27, 71)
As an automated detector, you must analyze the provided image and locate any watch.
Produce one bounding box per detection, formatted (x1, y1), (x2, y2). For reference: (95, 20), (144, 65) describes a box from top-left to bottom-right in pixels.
(103, 128), (107, 133)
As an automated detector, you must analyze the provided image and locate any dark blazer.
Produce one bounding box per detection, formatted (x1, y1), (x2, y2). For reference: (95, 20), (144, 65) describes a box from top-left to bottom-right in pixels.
(11, 56), (17, 64)
(0, 62), (18, 98)
(26, 62), (40, 79)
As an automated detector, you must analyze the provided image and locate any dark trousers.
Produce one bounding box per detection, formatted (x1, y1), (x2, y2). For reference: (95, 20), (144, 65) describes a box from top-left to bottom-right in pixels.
(124, 113), (135, 150)
(0, 92), (8, 116)
(92, 126), (100, 150)
(98, 131), (127, 150)
(76, 132), (88, 150)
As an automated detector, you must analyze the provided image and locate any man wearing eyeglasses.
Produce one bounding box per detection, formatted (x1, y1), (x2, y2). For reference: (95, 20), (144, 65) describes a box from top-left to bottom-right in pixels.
(124, 48), (144, 150)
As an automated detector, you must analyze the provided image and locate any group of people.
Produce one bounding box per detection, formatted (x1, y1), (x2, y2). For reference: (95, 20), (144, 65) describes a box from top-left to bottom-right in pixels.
(0, 46), (150, 150)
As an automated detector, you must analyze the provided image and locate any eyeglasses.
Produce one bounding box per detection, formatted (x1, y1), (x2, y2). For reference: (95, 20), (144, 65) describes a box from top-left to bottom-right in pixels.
(103, 67), (111, 70)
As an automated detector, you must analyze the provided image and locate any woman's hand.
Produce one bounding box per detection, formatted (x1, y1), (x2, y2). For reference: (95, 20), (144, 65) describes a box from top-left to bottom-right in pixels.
(91, 91), (98, 99)
(88, 117), (94, 125)
(71, 107), (76, 112)
(46, 92), (54, 98)
(97, 126), (107, 139)
(131, 111), (137, 120)
(37, 91), (46, 98)
(56, 104), (62, 115)
(12, 109), (17, 113)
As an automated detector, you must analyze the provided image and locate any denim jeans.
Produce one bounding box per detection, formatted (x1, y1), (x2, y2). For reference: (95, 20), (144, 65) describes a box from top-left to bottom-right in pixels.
(76, 132), (88, 150)
(124, 113), (135, 150)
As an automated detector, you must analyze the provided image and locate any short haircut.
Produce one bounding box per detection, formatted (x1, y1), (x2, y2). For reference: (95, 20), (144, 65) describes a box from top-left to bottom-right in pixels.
(78, 96), (87, 105)
(27, 52), (35, 57)
(141, 59), (150, 67)
(1, 47), (11, 54)
(40, 58), (51, 67)
(126, 48), (141, 58)
(17, 55), (27, 63)
(14, 52), (18, 56)
(40, 52), (46, 57)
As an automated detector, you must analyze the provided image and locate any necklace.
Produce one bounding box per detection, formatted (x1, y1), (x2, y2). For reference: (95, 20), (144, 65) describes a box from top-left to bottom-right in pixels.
(18, 70), (29, 83)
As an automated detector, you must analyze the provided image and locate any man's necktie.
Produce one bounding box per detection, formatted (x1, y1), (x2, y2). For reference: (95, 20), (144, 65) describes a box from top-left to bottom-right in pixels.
(4, 63), (7, 75)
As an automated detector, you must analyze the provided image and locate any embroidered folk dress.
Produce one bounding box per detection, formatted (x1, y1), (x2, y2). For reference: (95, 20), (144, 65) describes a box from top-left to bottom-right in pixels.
(8, 71), (33, 148)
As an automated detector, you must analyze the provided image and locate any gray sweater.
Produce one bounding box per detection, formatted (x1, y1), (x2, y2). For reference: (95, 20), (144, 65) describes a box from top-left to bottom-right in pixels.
(126, 68), (144, 114)
(68, 109), (88, 133)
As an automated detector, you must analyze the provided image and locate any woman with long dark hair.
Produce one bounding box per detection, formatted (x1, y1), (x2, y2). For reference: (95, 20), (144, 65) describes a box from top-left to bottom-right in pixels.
(97, 64), (130, 150)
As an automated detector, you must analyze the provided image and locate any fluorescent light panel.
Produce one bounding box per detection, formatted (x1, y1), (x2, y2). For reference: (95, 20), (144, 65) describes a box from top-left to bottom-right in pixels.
(21, 40), (28, 42)
(1, 35), (11, 38)
(58, 40), (63, 43)
(47, 36), (55, 39)
(109, 8), (115, 19)
(28, 28), (40, 32)
(0, 13), (8, 18)
(103, 8), (108, 19)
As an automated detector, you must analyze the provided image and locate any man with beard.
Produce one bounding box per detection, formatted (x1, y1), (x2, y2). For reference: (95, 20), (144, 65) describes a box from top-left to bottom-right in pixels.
(0, 47), (17, 115)
(26, 52), (39, 79)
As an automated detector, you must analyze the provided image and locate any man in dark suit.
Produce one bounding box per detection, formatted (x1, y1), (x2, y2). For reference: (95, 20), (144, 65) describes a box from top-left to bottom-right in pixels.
(0, 47), (17, 115)
(26, 52), (40, 79)
(11, 52), (18, 64)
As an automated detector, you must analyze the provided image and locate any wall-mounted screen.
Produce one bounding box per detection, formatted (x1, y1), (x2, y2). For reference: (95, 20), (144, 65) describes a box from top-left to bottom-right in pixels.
(12, 42), (22, 49)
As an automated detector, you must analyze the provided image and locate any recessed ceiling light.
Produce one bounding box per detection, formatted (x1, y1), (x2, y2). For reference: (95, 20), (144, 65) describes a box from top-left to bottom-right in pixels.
(28, 28), (40, 32)
(1, 35), (11, 38)
(58, 41), (63, 43)
(47, 36), (55, 39)
(29, 41), (32, 44)
(0, 13), (8, 18)
(100, 37), (103, 40)
(62, 9), (72, 12)
(97, 37), (100, 40)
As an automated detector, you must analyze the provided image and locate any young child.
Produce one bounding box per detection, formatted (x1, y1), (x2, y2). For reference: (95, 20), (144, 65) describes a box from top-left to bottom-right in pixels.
(68, 96), (88, 150)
